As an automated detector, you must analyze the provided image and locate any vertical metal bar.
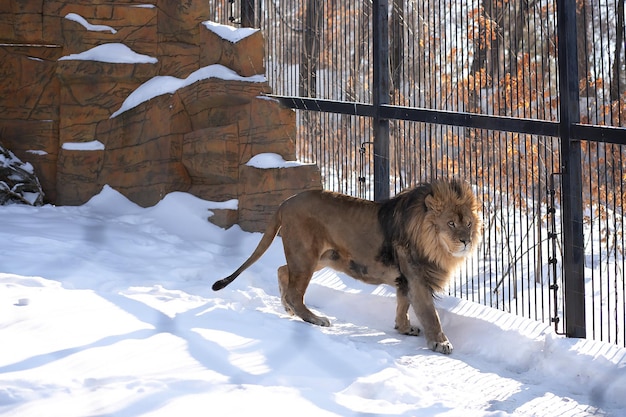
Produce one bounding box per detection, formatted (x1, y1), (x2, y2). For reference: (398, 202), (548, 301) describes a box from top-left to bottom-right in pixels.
(373, 0), (390, 201)
(556, 0), (586, 339)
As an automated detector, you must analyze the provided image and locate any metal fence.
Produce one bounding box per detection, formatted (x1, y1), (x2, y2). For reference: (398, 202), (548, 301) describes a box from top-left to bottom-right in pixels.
(217, 0), (626, 347)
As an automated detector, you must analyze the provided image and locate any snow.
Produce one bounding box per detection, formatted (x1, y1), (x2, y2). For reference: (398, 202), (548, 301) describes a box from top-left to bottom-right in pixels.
(203, 21), (259, 43)
(0, 146), (43, 206)
(58, 43), (157, 64)
(110, 64), (266, 118)
(25, 150), (47, 156)
(206, 198), (238, 222)
(256, 94), (280, 102)
(64, 13), (117, 34)
(1, 185), (624, 416)
(0, 150), (34, 175)
(246, 153), (312, 169)
(206, 199), (238, 210)
(61, 140), (105, 151)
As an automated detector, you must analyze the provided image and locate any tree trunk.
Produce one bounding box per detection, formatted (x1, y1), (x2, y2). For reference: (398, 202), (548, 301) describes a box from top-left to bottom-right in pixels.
(299, 0), (324, 97)
(390, 0), (404, 95)
(576, 0), (592, 96)
(470, 0), (501, 79)
(611, 0), (625, 101)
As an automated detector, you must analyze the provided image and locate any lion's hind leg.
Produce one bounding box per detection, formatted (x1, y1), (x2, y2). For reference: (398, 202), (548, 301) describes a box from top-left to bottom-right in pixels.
(278, 263), (330, 327)
(278, 265), (294, 316)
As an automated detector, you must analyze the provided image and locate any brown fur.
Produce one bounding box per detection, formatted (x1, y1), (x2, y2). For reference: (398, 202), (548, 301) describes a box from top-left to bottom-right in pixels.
(212, 179), (482, 354)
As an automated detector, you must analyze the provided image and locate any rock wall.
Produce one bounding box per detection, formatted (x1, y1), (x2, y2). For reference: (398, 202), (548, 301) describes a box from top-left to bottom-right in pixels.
(0, 0), (321, 232)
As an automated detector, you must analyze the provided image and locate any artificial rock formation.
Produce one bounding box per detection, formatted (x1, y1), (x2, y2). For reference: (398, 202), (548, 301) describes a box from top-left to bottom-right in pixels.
(0, 0), (321, 232)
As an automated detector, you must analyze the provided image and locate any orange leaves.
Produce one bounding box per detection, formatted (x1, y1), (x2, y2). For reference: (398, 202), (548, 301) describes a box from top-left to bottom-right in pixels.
(468, 6), (499, 50)
(579, 74), (605, 96)
(467, 68), (492, 92)
(594, 97), (626, 127)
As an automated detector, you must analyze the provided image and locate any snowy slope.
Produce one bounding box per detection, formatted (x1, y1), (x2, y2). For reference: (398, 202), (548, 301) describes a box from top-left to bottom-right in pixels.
(1, 186), (625, 416)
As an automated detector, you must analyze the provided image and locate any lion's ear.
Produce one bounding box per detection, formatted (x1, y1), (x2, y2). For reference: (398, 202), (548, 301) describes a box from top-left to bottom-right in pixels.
(425, 194), (443, 213)
(466, 193), (481, 214)
(472, 199), (482, 214)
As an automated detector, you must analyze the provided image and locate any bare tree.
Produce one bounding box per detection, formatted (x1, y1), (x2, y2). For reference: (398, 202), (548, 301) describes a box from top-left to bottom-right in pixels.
(611, 0), (625, 101)
(299, 0), (324, 97)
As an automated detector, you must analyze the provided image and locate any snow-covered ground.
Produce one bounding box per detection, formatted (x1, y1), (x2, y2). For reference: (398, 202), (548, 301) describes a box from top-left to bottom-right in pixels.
(1, 186), (625, 416)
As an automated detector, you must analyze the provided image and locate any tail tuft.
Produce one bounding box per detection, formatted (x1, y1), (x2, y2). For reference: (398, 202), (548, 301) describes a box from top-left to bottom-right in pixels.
(212, 275), (237, 291)
(212, 280), (227, 291)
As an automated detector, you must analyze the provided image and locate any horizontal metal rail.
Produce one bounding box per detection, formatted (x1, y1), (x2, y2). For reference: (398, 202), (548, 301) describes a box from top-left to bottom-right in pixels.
(572, 124), (626, 145)
(271, 95), (626, 145)
(380, 106), (559, 138)
(269, 96), (377, 117)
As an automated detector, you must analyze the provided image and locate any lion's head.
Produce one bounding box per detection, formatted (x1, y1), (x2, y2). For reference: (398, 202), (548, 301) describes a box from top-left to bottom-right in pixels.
(400, 179), (482, 272)
(425, 180), (482, 258)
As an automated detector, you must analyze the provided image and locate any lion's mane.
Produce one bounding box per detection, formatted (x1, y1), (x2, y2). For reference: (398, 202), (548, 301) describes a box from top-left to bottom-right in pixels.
(378, 179), (482, 292)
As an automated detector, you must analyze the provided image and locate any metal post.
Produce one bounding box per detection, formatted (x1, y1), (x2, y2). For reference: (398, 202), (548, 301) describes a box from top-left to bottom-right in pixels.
(372, 0), (390, 201)
(241, 0), (255, 27)
(556, 0), (586, 338)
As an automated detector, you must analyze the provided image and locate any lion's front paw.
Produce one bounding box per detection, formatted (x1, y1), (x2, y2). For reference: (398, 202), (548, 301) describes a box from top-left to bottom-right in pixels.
(428, 340), (453, 354)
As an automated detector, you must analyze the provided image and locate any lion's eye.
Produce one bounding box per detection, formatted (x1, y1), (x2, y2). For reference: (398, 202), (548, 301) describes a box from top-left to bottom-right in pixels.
(467, 222), (472, 228)
(448, 221), (456, 228)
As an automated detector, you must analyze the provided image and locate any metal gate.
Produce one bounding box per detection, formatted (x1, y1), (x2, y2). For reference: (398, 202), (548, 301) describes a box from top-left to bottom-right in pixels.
(216, 0), (626, 346)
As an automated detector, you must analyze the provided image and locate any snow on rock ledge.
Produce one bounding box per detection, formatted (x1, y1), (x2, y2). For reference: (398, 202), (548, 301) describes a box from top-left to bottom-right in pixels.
(111, 64), (265, 118)
(203, 21), (259, 43)
(62, 141), (105, 151)
(64, 13), (117, 34)
(200, 20), (266, 77)
(246, 153), (312, 169)
(239, 153), (322, 232)
(58, 43), (157, 64)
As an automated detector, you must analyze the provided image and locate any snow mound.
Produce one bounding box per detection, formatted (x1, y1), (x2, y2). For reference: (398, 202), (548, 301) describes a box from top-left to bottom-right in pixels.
(58, 43), (157, 64)
(246, 153), (311, 169)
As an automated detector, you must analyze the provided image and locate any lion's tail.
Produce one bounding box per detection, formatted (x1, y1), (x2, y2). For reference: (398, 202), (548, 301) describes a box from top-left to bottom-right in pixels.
(211, 208), (282, 291)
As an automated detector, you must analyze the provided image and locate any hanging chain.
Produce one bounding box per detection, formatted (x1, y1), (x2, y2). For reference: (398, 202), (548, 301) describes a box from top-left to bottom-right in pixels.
(548, 172), (567, 335)
(228, 0), (236, 24)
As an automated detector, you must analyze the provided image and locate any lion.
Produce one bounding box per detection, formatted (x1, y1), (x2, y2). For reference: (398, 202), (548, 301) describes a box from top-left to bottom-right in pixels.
(212, 179), (482, 354)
